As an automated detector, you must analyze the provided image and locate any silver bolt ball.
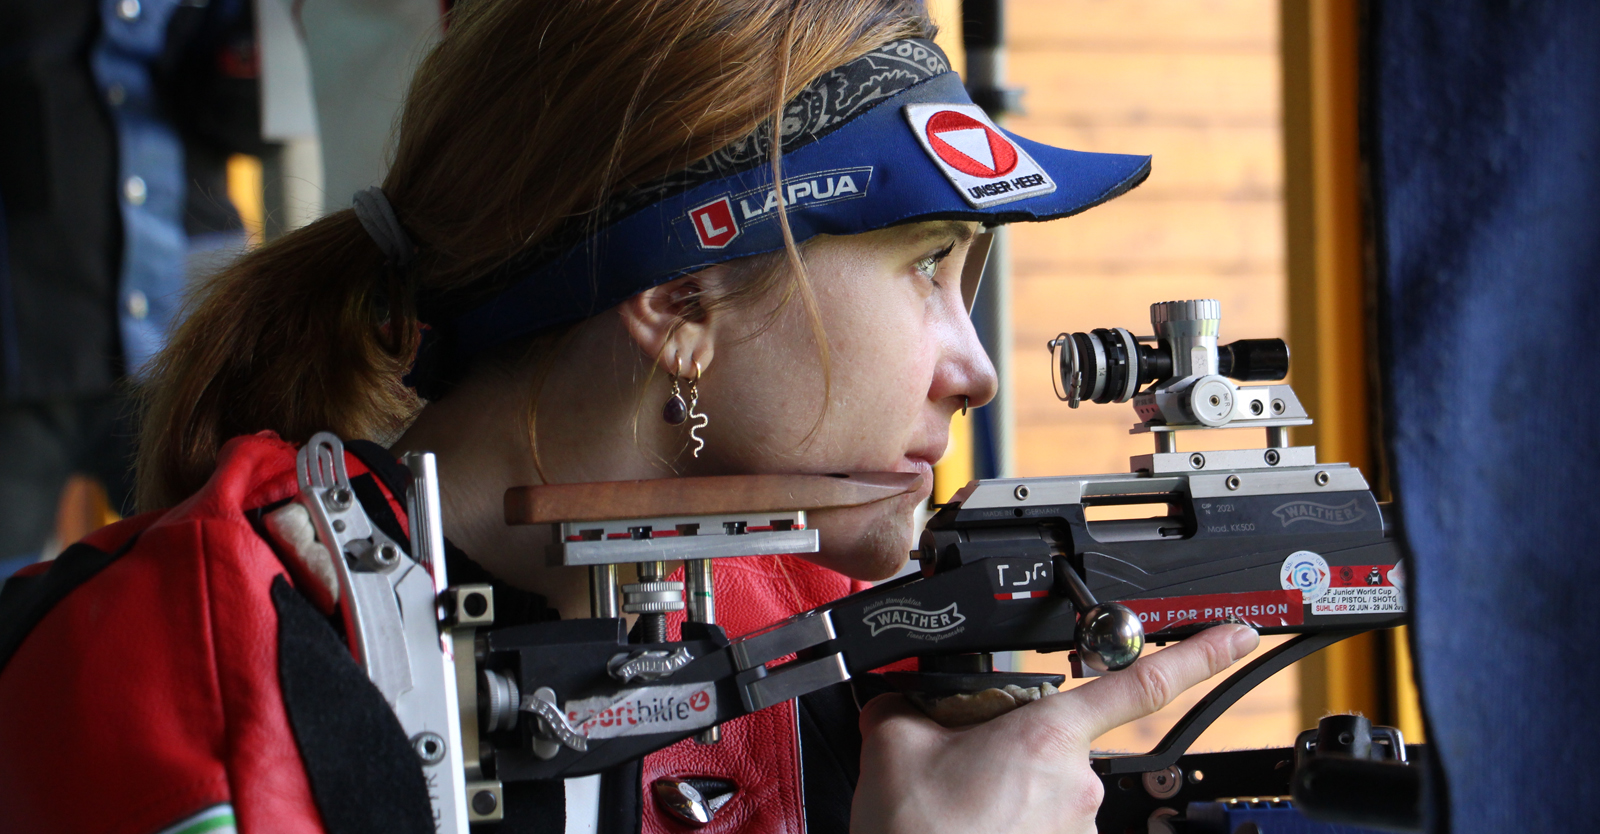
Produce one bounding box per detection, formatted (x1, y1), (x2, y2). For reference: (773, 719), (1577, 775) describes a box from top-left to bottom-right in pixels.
(1076, 602), (1146, 672)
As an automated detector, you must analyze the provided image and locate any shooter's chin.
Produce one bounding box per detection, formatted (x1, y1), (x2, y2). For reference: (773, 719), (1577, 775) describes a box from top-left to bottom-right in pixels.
(802, 492), (920, 582)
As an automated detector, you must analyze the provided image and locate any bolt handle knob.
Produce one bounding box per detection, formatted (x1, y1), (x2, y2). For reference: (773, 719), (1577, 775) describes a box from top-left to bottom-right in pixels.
(1059, 562), (1146, 672)
(1075, 603), (1146, 672)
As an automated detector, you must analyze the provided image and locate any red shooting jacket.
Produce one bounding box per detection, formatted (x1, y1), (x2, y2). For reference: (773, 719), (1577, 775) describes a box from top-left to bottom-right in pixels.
(0, 433), (867, 834)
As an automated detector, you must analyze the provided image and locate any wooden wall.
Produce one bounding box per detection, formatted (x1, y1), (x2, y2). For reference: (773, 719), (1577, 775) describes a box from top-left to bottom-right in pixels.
(999, 0), (1298, 753)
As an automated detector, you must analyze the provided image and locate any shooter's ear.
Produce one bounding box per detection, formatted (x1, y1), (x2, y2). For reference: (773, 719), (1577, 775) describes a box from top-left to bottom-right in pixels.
(618, 265), (728, 376)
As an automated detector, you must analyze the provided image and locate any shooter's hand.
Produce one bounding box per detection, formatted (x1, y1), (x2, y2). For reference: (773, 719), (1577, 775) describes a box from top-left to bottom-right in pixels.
(850, 624), (1260, 834)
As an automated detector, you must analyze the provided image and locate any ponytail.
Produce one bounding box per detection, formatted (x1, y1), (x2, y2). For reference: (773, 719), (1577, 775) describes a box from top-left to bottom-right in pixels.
(135, 212), (420, 510)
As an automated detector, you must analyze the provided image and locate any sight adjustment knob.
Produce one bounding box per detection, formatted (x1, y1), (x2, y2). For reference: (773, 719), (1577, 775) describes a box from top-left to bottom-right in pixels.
(1150, 299), (1221, 329)
(1185, 375), (1236, 426)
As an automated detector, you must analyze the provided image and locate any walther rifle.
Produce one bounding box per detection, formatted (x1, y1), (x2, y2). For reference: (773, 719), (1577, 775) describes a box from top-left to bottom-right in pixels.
(297, 300), (1415, 832)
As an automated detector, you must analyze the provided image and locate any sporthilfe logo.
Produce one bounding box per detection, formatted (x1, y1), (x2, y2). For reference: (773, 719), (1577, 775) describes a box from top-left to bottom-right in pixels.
(563, 682), (718, 740)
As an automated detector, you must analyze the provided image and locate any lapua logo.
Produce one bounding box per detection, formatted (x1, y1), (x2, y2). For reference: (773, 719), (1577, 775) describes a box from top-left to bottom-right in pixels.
(733, 166), (874, 224)
(688, 196), (740, 249)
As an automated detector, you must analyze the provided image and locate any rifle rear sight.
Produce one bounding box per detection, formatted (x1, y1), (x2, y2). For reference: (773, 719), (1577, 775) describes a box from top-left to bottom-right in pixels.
(1049, 299), (1309, 455)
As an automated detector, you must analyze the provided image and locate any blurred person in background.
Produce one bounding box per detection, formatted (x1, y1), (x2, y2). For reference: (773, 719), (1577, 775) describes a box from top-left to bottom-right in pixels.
(0, 0), (262, 577)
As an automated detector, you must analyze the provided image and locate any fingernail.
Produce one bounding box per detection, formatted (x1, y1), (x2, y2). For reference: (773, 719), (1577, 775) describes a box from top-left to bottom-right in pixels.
(1228, 626), (1260, 661)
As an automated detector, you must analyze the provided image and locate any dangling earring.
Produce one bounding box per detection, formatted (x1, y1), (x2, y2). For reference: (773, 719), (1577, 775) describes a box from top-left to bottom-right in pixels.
(685, 361), (708, 459)
(663, 358), (688, 426)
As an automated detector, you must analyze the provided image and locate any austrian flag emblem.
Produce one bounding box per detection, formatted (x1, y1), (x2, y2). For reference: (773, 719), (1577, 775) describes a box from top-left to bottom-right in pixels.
(688, 196), (740, 249)
(925, 110), (1018, 178)
(903, 102), (1056, 209)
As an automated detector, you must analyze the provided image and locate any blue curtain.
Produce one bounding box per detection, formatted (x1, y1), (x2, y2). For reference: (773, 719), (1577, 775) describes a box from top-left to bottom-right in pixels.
(1368, 2), (1600, 831)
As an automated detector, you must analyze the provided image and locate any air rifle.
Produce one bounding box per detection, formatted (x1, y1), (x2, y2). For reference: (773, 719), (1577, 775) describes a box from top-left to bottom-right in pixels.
(297, 299), (1412, 831)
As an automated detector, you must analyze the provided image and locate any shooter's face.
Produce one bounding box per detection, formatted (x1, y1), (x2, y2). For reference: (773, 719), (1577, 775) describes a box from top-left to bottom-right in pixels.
(691, 221), (996, 581)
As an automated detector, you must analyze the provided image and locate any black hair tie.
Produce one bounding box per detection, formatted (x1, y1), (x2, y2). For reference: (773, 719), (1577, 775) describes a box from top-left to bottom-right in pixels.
(352, 186), (416, 268)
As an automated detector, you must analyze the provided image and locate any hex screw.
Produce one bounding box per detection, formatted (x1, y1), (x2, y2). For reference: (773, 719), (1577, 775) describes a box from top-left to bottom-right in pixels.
(1014, 484), (1030, 501)
(1225, 475), (1242, 491)
(324, 487), (353, 510)
(412, 731), (447, 765)
(1189, 453), (1206, 470)
(1315, 471), (1330, 486)
(1143, 766), (1183, 799)
(1271, 399), (1287, 415)
(1264, 449), (1281, 466)
(1250, 399), (1265, 415)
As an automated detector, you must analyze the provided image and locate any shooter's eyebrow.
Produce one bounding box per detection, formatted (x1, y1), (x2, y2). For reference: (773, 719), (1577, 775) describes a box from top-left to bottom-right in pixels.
(902, 220), (980, 246)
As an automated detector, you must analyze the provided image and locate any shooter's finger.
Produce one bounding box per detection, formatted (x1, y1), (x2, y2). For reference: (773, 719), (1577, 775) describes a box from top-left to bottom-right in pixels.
(1041, 624), (1259, 743)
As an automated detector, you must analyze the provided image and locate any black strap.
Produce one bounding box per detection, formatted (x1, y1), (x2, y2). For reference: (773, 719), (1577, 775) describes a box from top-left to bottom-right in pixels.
(273, 575), (435, 834)
(798, 684), (864, 834)
(350, 473), (413, 552)
(0, 535), (140, 673)
(343, 440), (418, 516)
(597, 758), (643, 834)
(496, 779), (568, 834)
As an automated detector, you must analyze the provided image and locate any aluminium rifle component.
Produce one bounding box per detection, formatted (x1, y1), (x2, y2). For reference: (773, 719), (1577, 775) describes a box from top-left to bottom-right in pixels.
(296, 436), (474, 832)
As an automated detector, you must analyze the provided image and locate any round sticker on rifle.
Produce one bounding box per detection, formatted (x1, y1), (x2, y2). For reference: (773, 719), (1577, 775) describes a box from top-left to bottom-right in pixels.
(1280, 550), (1330, 604)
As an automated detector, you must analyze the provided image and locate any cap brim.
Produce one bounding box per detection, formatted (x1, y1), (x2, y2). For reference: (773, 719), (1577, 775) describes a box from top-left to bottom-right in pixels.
(451, 71), (1149, 357)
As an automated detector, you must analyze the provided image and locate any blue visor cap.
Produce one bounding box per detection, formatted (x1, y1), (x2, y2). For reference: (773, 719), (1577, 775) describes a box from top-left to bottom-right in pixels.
(449, 69), (1149, 361)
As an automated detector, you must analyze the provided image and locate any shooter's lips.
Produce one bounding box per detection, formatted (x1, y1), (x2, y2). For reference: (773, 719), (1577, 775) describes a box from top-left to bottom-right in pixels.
(899, 457), (935, 499)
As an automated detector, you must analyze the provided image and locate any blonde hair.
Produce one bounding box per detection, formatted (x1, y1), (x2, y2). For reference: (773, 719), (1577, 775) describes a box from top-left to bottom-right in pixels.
(136, 0), (935, 510)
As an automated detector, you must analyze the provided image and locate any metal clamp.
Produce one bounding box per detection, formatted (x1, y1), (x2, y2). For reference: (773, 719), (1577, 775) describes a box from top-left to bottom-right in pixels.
(297, 437), (469, 833)
(740, 653), (851, 712)
(729, 612), (836, 671)
(296, 433), (413, 700)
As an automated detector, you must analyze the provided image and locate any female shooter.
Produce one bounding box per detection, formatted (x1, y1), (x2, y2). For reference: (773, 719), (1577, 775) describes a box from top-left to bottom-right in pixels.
(0, 1), (1259, 832)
